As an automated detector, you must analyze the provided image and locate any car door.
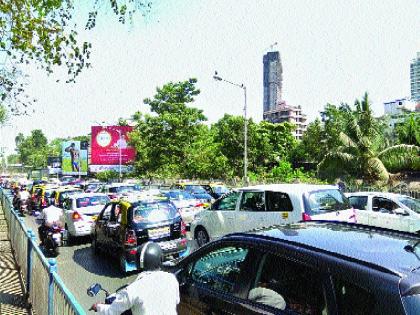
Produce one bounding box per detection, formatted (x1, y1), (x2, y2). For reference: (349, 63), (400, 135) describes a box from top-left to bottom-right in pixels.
(105, 203), (120, 253)
(348, 196), (369, 225)
(206, 192), (240, 237)
(96, 203), (113, 248)
(177, 243), (259, 315)
(262, 191), (295, 226)
(238, 191), (266, 232)
(370, 197), (405, 231)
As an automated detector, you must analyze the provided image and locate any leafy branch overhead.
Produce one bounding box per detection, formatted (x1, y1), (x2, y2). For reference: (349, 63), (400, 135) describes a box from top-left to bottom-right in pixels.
(0, 0), (152, 114)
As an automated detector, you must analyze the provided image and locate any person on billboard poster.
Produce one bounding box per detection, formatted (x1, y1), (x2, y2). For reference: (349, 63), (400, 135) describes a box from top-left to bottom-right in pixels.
(113, 133), (128, 149)
(65, 143), (80, 172)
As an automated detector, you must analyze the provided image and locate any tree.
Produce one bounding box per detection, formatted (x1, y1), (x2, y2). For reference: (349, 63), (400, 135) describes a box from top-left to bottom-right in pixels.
(0, 1), (151, 114)
(16, 129), (49, 167)
(130, 79), (207, 178)
(318, 93), (420, 183)
(293, 118), (324, 163)
(395, 113), (420, 146)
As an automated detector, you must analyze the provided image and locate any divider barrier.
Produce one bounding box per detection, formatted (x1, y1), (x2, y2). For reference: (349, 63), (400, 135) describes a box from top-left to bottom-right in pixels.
(0, 189), (85, 315)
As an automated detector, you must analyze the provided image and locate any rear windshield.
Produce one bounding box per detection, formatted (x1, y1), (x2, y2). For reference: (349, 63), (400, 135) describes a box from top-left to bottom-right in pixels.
(76, 196), (110, 208)
(307, 189), (350, 214)
(60, 190), (81, 200)
(213, 186), (229, 194)
(109, 186), (136, 193)
(398, 197), (420, 213)
(185, 185), (206, 194)
(132, 201), (178, 223)
(166, 191), (195, 200)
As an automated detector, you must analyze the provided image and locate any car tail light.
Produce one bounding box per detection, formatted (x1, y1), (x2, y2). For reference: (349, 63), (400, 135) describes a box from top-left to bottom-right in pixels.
(302, 213), (312, 221)
(181, 220), (187, 236)
(129, 249), (137, 255)
(125, 230), (137, 246)
(195, 203), (204, 207)
(72, 211), (82, 221)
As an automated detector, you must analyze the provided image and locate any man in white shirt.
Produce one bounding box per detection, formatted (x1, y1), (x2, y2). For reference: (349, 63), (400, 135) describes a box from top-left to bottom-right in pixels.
(91, 242), (180, 315)
(37, 204), (63, 244)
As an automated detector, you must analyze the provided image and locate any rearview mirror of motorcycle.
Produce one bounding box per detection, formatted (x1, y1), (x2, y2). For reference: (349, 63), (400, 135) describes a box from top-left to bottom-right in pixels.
(87, 283), (102, 297)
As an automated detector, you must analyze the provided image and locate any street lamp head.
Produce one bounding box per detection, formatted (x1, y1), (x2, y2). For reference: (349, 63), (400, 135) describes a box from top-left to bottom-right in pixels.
(213, 71), (222, 81)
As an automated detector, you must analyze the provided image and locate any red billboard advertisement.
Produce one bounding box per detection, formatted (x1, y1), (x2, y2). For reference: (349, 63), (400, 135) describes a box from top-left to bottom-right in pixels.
(91, 126), (136, 165)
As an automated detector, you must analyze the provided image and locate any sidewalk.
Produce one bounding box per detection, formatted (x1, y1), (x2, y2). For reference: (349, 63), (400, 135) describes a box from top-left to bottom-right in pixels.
(0, 207), (31, 315)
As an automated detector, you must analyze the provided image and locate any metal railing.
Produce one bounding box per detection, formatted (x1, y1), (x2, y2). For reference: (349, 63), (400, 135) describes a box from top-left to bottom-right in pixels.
(0, 189), (85, 315)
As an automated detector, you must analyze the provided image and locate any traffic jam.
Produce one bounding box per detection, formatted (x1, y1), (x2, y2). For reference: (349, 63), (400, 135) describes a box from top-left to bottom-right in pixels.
(4, 175), (420, 314)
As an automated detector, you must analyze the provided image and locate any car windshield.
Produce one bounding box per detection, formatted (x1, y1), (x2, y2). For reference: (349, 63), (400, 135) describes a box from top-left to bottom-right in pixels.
(76, 196), (110, 208)
(132, 201), (178, 223)
(166, 191), (195, 200)
(307, 189), (350, 213)
(61, 190), (80, 199)
(213, 186), (229, 194)
(186, 186), (206, 194)
(109, 186), (135, 193)
(398, 197), (420, 213)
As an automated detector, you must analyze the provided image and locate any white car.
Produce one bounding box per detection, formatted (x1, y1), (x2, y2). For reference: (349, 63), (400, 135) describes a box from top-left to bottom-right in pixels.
(62, 193), (110, 242)
(191, 184), (356, 246)
(100, 183), (139, 200)
(346, 192), (420, 233)
(164, 190), (205, 226)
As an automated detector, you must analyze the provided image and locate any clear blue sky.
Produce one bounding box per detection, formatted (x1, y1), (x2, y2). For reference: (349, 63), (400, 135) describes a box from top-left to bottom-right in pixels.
(2, 0), (419, 155)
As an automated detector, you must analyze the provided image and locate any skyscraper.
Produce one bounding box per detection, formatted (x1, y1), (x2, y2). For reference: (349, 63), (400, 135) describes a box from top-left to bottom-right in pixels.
(263, 51), (282, 112)
(410, 52), (420, 102)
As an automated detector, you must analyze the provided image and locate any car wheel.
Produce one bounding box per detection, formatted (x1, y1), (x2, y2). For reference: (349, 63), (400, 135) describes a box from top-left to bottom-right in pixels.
(195, 227), (209, 247)
(65, 225), (73, 246)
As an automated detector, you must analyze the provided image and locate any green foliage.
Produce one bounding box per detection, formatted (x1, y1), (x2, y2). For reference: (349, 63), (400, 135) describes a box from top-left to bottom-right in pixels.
(395, 113), (420, 146)
(95, 170), (119, 182)
(16, 129), (49, 167)
(269, 160), (319, 183)
(0, 0), (151, 114)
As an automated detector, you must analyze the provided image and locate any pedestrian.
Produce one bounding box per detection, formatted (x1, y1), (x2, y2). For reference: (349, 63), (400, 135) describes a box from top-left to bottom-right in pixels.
(90, 242), (180, 315)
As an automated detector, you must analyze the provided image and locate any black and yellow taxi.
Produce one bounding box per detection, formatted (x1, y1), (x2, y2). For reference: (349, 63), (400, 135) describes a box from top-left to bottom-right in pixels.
(91, 196), (188, 274)
(51, 186), (83, 208)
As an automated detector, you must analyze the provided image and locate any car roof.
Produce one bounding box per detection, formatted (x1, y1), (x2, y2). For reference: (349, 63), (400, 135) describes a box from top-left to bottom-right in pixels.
(240, 184), (339, 194)
(231, 222), (420, 277)
(67, 193), (108, 199)
(346, 192), (411, 198)
(106, 183), (135, 187)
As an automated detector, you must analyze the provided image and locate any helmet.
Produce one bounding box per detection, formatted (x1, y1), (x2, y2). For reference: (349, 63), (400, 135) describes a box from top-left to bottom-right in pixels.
(138, 242), (163, 271)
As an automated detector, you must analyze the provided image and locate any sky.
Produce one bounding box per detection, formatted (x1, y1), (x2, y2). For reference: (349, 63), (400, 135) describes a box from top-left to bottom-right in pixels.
(1, 0), (419, 155)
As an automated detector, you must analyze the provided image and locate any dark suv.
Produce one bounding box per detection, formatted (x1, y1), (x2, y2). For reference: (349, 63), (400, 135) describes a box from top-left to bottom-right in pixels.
(168, 221), (420, 314)
(92, 198), (188, 274)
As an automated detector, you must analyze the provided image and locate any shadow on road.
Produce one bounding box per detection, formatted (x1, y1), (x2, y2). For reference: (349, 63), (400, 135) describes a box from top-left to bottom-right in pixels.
(72, 246), (126, 278)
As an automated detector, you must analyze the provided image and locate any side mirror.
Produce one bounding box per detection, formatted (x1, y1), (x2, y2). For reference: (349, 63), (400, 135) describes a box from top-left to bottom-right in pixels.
(87, 283), (102, 297)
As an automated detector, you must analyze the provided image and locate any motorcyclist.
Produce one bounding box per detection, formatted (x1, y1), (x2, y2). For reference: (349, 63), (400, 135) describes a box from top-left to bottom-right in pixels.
(90, 242), (180, 315)
(17, 187), (31, 211)
(37, 204), (64, 245)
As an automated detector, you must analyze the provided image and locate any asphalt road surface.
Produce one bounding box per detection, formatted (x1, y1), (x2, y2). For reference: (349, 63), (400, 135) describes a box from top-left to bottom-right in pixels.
(23, 214), (142, 312)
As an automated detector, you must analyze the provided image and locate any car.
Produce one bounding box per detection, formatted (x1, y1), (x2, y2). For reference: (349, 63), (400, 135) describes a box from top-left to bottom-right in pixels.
(182, 185), (214, 205)
(168, 221), (420, 315)
(191, 184), (356, 246)
(164, 190), (205, 226)
(91, 197), (188, 274)
(100, 183), (139, 200)
(51, 186), (83, 208)
(62, 193), (110, 243)
(201, 183), (230, 199)
(346, 192), (420, 233)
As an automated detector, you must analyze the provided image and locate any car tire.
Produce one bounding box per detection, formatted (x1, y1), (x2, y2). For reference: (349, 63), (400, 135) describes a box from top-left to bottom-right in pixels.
(195, 227), (209, 247)
(65, 225), (73, 246)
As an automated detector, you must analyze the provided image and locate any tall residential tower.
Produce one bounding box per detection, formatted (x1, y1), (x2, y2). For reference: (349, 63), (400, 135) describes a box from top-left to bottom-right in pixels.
(263, 51), (283, 112)
(410, 52), (420, 102)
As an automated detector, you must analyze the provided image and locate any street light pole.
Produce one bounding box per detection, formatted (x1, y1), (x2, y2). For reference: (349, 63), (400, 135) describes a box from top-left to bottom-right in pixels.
(117, 129), (122, 183)
(213, 72), (248, 186)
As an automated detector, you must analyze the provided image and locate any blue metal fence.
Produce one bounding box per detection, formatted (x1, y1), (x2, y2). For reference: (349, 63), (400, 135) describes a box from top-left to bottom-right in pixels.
(0, 189), (85, 315)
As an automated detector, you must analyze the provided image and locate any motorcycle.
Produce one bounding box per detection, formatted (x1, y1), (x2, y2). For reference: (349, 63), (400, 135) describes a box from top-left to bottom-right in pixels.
(44, 224), (65, 257)
(87, 283), (132, 315)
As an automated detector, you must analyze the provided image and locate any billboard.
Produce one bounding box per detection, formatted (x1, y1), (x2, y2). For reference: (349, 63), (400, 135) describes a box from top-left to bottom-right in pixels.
(61, 141), (88, 176)
(90, 126), (136, 170)
(47, 156), (62, 175)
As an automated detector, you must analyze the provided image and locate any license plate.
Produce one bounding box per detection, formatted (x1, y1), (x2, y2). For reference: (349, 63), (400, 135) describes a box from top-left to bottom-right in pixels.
(148, 226), (170, 239)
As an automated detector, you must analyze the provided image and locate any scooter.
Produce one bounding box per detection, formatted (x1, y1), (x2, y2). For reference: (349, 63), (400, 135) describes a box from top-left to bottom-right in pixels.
(44, 224), (65, 257)
(87, 283), (132, 314)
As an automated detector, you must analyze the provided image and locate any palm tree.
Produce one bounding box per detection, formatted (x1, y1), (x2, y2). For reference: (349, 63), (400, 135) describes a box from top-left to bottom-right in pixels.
(318, 93), (420, 183)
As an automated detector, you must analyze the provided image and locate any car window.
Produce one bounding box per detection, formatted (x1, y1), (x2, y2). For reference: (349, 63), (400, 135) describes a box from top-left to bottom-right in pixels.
(100, 204), (112, 221)
(333, 278), (375, 315)
(191, 246), (249, 293)
(132, 201), (178, 222)
(250, 253), (328, 313)
(265, 191), (293, 212)
(306, 189), (350, 215)
(372, 197), (398, 213)
(398, 197), (420, 213)
(348, 196), (368, 210)
(240, 192), (265, 212)
(76, 196), (110, 208)
(212, 192), (240, 211)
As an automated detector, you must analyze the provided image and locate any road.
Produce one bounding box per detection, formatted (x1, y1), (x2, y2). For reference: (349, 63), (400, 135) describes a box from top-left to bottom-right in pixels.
(23, 214), (138, 312)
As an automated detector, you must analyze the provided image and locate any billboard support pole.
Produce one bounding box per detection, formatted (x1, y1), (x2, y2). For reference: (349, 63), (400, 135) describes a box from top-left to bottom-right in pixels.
(117, 130), (122, 183)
